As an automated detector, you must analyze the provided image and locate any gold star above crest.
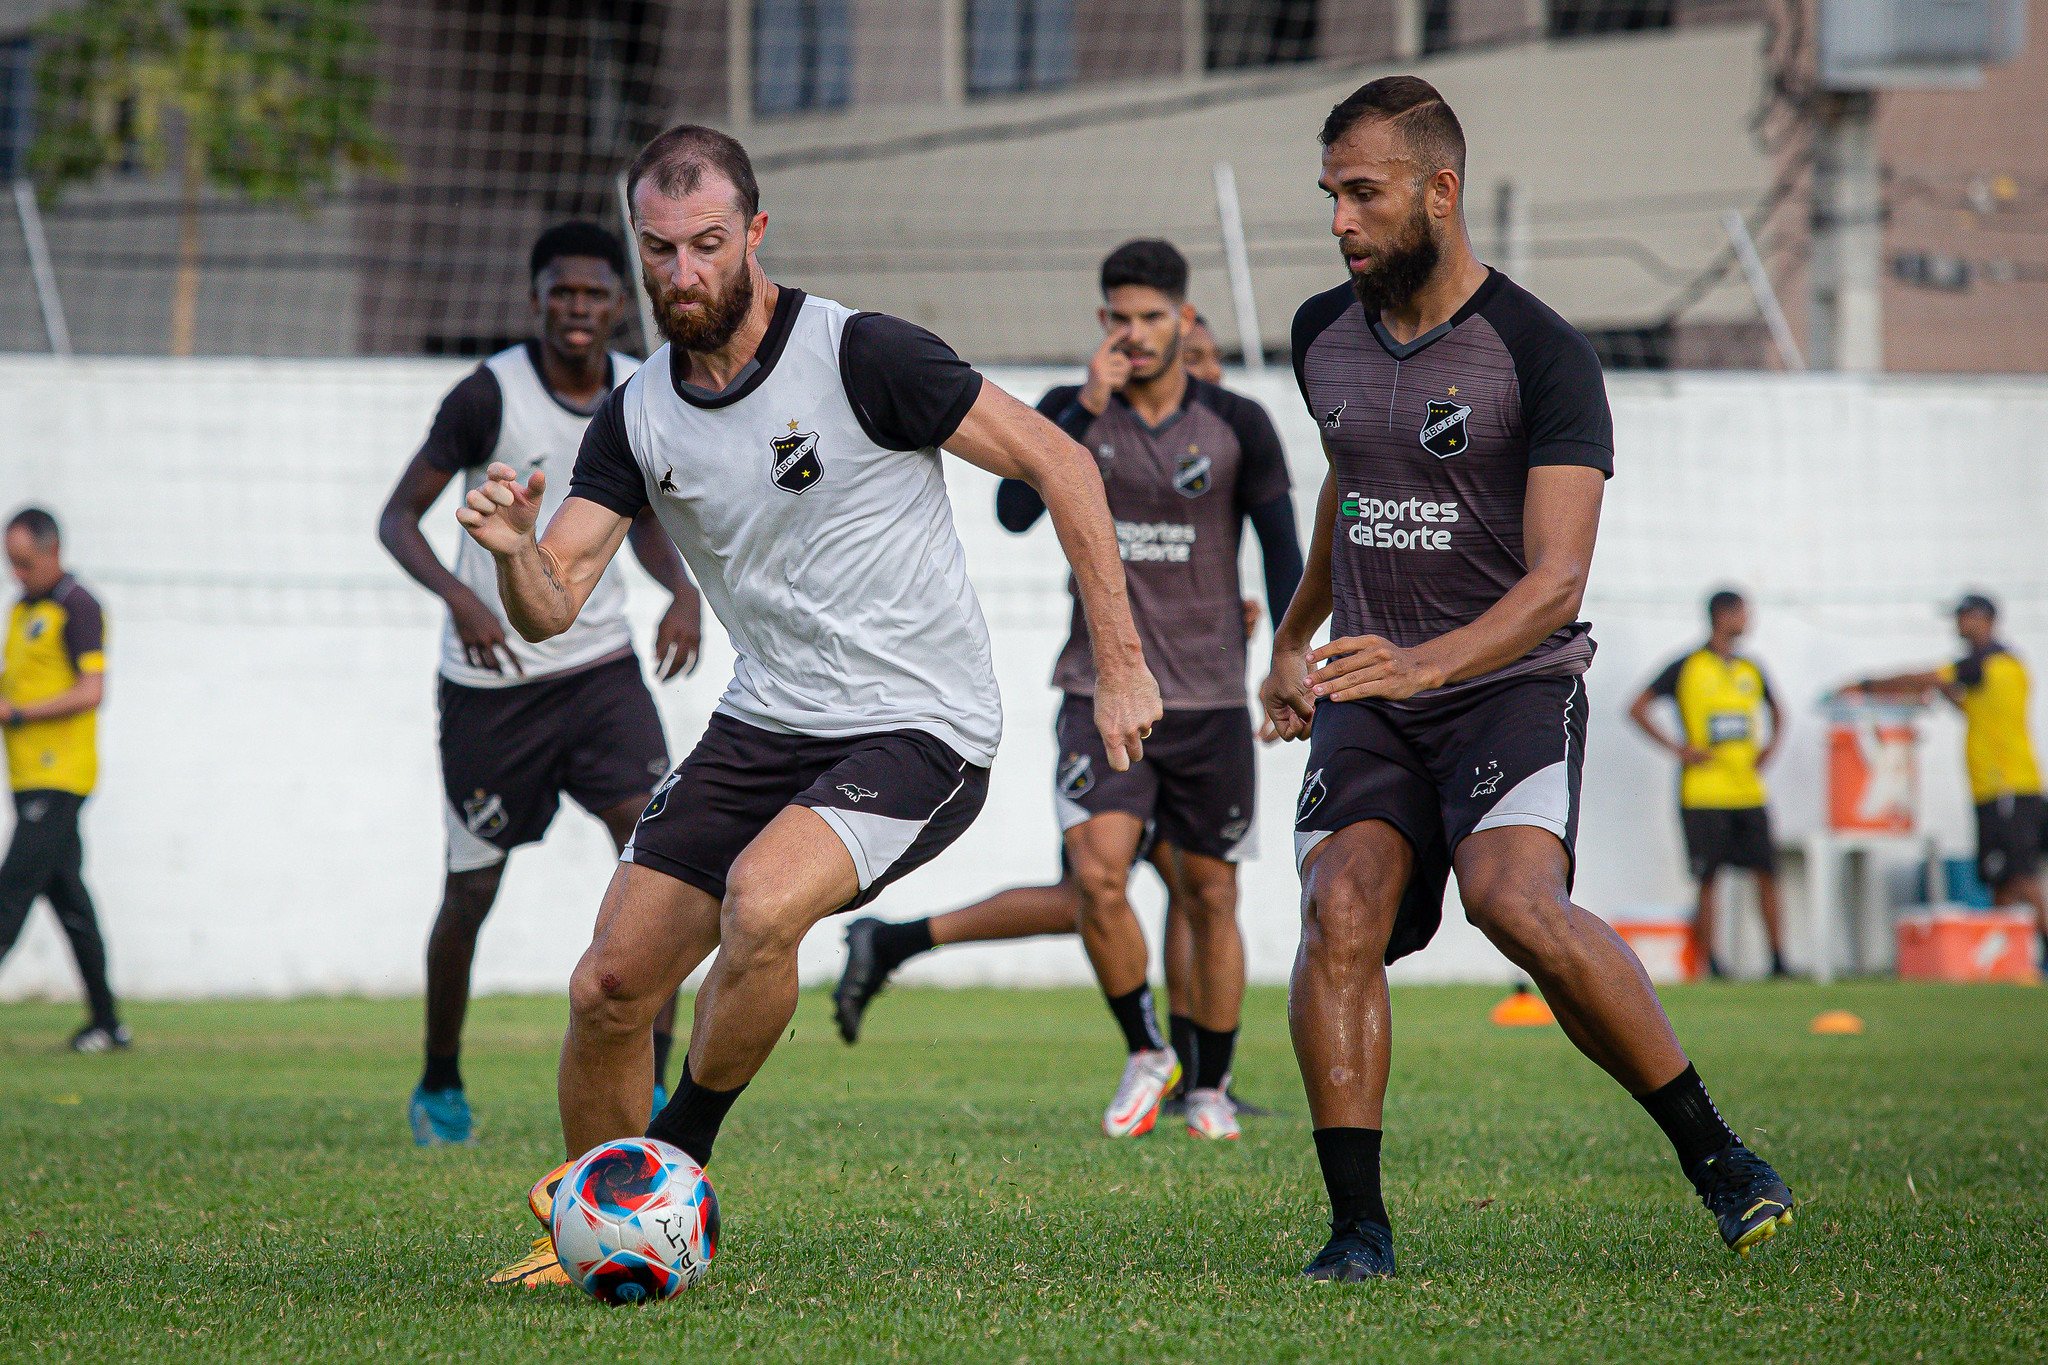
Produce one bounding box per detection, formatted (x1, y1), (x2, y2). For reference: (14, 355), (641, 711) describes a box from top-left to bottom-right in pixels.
(787, 418), (800, 431)
(1447, 385), (1459, 396)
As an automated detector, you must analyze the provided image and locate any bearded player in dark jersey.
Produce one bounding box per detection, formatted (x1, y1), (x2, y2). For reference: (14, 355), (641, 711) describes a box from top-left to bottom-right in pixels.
(1262, 78), (1794, 1280)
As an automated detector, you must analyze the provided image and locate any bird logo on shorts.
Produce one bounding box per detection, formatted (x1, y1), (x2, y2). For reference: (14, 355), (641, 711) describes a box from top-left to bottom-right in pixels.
(1059, 754), (1094, 798)
(1296, 769), (1327, 824)
(835, 783), (879, 804)
(1471, 761), (1504, 798)
(462, 790), (508, 837)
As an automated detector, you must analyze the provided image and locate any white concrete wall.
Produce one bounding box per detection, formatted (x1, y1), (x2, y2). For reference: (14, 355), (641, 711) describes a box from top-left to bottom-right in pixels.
(3, 357), (2045, 1003)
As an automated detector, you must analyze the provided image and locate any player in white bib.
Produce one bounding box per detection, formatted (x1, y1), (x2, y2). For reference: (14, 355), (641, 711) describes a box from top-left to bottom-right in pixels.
(377, 223), (703, 1147)
(471, 127), (1161, 1287)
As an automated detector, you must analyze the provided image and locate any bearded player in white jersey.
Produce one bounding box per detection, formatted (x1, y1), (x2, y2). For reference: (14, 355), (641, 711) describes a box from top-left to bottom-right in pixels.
(469, 126), (1160, 1287)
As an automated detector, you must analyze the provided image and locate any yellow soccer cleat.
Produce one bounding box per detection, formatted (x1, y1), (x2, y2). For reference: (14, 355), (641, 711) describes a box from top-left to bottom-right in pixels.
(527, 1159), (574, 1226)
(485, 1233), (571, 1288)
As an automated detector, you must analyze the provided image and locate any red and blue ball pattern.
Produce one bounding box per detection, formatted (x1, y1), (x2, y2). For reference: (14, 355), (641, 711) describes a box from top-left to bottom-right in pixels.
(551, 1137), (720, 1304)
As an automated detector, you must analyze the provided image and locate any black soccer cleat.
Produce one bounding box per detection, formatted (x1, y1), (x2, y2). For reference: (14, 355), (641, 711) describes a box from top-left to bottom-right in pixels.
(1302, 1218), (1396, 1282)
(1691, 1143), (1795, 1255)
(832, 917), (892, 1045)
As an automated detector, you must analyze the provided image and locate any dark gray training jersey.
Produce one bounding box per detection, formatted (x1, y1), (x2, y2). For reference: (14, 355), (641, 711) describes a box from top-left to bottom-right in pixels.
(1292, 269), (1613, 707)
(1039, 378), (1292, 710)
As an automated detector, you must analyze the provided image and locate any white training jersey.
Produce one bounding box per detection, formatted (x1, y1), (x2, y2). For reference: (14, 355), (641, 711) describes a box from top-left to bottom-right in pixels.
(423, 343), (639, 688)
(567, 289), (1002, 765)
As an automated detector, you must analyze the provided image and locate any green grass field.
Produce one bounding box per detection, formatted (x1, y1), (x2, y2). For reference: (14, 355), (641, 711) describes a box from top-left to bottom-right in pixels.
(1, 981), (2043, 1362)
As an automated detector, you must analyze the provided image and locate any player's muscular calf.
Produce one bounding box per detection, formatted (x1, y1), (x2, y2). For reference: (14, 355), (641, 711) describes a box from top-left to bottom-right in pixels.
(1453, 826), (1688, 1093)
(1175, 853), (1245, 1033)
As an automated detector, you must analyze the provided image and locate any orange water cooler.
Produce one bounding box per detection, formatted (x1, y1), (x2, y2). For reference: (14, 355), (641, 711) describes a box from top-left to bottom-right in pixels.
(1825, 703), (1921, 835)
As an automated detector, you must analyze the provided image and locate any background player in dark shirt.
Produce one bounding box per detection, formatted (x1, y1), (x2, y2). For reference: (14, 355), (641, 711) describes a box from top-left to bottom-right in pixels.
(1030, 241), (1305, 1137)
(1261, 77), (1793, 1279)
(376, 223), (701, 1145)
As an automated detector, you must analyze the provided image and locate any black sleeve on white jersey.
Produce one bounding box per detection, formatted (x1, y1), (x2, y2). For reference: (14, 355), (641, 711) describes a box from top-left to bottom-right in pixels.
(1646, 655), (1685, 700)
(566, 385), (648, 518)
(1037, 383), (1095, 446)
(1290, 284), (1354, 410)
(419, 367), (504, 473)
(995, 479), (1046, 533)
(840, 312), (986, 452)
(1482, 286), (1614, 476)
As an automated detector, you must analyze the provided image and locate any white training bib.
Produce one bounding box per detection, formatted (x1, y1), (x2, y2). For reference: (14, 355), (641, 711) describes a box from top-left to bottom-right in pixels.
(621, 295), (1002, 764)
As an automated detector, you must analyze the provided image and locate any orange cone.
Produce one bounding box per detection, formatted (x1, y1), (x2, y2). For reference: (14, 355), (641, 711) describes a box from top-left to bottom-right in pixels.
(1489, 984), (1556, 1027)
(1810, 1009), (1865, 1035)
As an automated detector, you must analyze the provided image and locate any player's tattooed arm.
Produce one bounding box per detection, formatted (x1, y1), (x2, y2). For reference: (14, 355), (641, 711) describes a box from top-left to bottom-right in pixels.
(1308, 464), (1604, 704)
(1260, 467), (1339, 741)
(946, 381), (1162, 770)
(456, 463), (631, 642)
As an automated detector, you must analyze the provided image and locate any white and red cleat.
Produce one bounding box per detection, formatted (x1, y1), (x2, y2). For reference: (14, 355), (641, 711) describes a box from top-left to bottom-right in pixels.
(1103, 1048), (1181, 1137)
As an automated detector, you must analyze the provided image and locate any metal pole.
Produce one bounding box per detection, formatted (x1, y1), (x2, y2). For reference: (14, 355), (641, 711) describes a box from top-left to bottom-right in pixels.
(13, 180), (72, 357)
(1721, 209), (1806, 371)
(1211, 161), (1265, 374)
(615, 172), (661, 357)
(1810, 91), (1882, 371)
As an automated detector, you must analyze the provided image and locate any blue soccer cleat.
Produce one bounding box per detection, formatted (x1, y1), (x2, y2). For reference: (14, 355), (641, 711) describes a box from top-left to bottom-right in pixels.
(1303, 1217), (1397, 1281)
(1692, 1143), (1795, 1255)
(409, 1083), (474, 1146)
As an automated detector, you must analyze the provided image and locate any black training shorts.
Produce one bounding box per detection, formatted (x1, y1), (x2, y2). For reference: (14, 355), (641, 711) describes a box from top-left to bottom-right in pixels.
(438, 654), (669, 872)
(624, 712), (989, 909)
(1053, 693), (1256, 862)
(1975, 793), (2047, 889)
(1292, 675), (1587, 963)
(1680, 805), (1776, 881)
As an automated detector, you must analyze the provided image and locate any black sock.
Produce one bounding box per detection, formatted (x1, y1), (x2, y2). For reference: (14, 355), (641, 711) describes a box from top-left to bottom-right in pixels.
(1192, 1024), (1237, 1091)
(871, 918), (935, 975)
(1104, 984), (1165, 1054)
(1636, 1064), (1741, 1177)
(651, 1029), (675, 1089)
(646, 1061), (747, 1166)
(420, 1051), (462, 1092)
(1168, 1013), (1198, 1086)
(1313, 1127), (1388, 1229)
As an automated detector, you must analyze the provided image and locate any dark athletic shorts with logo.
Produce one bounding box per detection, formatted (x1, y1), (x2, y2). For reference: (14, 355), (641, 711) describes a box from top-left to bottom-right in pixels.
(1053, 692), (1256, 862)
(1975, 793), (2048, 888)
(625, 712), (990, 908)
(1681, 805), (1775, 881)
(1292, 674), (1587, 963)
(439, 654), (669, 873)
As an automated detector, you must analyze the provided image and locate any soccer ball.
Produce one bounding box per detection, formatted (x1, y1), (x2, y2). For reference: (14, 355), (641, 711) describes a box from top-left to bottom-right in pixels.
(550, 1137), (720, 1304)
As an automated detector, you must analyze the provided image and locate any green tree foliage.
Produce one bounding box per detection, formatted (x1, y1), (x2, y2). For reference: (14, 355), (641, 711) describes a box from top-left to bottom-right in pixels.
(29, 0), (394, 353)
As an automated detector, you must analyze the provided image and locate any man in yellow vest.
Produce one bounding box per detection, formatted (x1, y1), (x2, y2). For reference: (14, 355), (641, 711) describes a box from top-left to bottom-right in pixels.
(1629, 590), (1788, 978)
(0, 507), (125, 1051)
(1850, 593), (2048, 968)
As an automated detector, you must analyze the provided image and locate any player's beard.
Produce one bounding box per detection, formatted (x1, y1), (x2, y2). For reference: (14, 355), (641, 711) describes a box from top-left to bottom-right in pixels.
(1345, 198), (1440, 316)
(647, 260), (755, 353)
(1129, 323), (1183, 382)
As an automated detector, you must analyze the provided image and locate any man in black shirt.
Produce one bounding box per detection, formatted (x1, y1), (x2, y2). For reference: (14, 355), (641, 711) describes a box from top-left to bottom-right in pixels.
(1263, 77), (1794, 1279)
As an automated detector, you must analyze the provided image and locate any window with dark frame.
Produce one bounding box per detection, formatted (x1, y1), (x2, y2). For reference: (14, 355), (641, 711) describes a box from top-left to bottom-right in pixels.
(755, 0), (852, 117)
(1207, 0), (1320, 69)
(967, 0), (1076, 98)
(1548, 0), (1674, 38)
